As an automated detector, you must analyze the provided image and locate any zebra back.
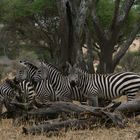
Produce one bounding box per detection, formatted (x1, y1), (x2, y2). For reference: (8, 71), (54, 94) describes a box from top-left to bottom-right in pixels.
(68, 65), (140, 102)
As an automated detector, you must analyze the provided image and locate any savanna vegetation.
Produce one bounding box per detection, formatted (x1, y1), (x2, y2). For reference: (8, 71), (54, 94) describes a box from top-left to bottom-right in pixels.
(0, 0), (140, 139)
(0, 0), (140, 75)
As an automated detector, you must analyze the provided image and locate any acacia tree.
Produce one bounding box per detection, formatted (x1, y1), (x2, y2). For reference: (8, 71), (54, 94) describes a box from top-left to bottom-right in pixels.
(57, 0), (140, 73)
(0, 0), (140, 74)
(92, 0), (140, 73)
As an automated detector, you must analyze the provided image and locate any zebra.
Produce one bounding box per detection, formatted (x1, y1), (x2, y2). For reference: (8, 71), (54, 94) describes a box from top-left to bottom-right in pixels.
(34, 79), (56, 104)
(16, 60), (38, 82)
(67, 64), (140, 107)
(0, 78), (20, 118)
(33, 61), (86, 102)
(16, 80), (35, 104)
(12, 60), (38, 104)
(16, 60), (56, 104)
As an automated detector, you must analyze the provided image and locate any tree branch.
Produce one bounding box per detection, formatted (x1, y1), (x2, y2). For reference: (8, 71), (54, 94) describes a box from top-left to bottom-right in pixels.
(117, 0), (135, 26)
(91, 0), (106, 43)
(113, 18), (140, 68)
(84, 22), (95, 73)
(110, 0), (121, 31)
(75, 0), (92, 36)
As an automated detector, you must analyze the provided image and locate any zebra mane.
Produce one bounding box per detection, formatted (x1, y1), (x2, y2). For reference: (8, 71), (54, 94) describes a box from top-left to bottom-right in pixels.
(43, 60), (63, 74)
(25, 62), (38, 70)
(19, 60), (38, 70)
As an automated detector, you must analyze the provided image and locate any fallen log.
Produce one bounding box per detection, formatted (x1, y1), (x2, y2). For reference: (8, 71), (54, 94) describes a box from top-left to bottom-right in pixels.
(9, 101), (123, 125)
(10, 101), (34, 111)
(115, 99), (140, 116)
(22, 117), (98, 135)
(26, 101), (121, 118)
(22, 110), (125, 135)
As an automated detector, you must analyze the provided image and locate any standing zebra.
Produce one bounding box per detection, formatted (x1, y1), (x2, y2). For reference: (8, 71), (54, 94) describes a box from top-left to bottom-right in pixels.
(16, 60), (56, 104)
(68, 64), (140, 107)
(33, 61), (86, 102)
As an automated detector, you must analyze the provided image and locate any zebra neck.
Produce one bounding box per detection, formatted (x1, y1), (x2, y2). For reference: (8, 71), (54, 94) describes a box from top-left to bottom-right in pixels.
(78, 74), (89, 91)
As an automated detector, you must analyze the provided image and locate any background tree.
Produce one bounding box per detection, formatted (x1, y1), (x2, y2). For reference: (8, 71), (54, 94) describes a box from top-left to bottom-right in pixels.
(0, 0), (140, 74)
(56, 0), (140, 73)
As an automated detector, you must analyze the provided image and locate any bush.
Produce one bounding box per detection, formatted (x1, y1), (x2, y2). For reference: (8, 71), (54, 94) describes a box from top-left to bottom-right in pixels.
(116, 51), (140, 73)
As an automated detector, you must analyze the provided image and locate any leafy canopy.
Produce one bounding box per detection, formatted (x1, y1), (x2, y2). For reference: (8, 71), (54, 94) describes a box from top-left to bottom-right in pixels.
(0, 0), (56, 22)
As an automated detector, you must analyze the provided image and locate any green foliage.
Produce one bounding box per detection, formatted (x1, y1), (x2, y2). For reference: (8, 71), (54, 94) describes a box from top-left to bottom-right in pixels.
(0, 0), (56, 22)
(96, 0), (114, 29)
(122, 7), (139, 37)
(96, 0), (139, 33)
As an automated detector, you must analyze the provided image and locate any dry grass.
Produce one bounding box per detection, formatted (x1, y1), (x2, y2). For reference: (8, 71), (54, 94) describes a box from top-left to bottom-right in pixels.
(0, 79), (140, 140)
(0, 116), (140, 140)
(0, 96), (140, 140)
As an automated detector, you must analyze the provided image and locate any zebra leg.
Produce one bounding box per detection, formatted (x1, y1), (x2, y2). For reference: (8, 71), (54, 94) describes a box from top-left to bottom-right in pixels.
(0, 100), (4, 124)
(87, 96), (99, 107)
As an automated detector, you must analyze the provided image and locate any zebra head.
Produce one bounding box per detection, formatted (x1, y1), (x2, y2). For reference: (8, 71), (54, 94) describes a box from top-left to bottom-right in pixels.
(19, 60), (38, 81)
(33, 61), (49, 82)
(67, 63), (80, 87)
(19, 60), (35, 67)
(19, 60), (30, 67)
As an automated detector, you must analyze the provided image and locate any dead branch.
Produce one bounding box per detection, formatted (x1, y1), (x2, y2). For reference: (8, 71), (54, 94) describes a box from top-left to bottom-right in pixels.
(113, 17), (140, 67)
(22, 110), (125, 135)
(115, 99), (140, 116)
(21, 101), (126, 135)
(22, 117), (98, 135)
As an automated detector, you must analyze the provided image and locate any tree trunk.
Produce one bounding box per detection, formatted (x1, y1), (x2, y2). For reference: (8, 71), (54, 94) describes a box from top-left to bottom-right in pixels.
(98, 42), (114, 74)
(85, 23), (95, 73)
(57, 0), (70, 66)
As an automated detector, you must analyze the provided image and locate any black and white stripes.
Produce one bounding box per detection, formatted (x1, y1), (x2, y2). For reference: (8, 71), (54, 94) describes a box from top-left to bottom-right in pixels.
(1, 60), (140, 109)
(16, 60), (57, 104)
(0, 79), (20, 116)
(68, 66), (140, 106)
(33, 61), (86, 102)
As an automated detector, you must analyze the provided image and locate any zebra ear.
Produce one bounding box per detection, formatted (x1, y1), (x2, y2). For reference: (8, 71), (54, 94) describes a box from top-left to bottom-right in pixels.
(42, 61), (47, 67)
(39, 61), (45, 67)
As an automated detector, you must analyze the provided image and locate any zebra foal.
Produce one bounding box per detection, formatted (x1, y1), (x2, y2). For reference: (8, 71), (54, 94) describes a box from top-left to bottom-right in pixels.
(67, 64), (140, 107)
